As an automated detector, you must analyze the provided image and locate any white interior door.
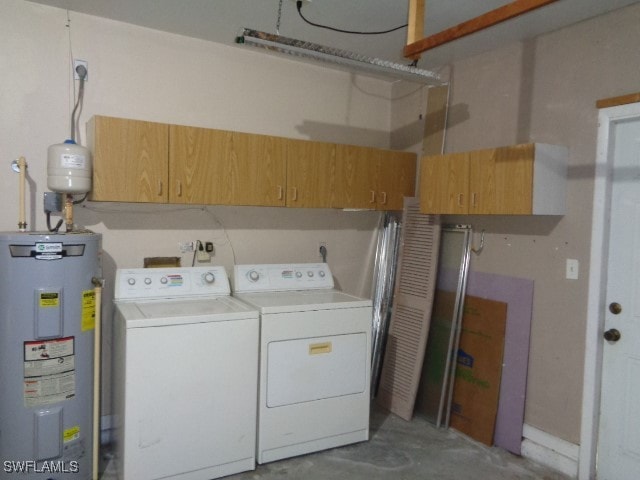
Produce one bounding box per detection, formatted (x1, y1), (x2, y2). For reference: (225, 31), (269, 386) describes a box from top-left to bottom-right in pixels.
(597, 115), (640, 479)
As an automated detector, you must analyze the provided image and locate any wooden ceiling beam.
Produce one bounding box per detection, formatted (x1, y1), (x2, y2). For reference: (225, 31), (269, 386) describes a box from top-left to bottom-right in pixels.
(406, 0), (425, 61)
(404, 0), (560, 59)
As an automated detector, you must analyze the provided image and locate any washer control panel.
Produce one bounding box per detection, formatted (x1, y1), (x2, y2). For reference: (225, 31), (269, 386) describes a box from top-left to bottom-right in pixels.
(233, 263), (334, 293)
(115, 266), (230, 300)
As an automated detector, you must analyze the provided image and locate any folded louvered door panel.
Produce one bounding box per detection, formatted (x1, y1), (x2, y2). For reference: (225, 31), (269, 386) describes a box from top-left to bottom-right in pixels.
(376, 197), (441, 420)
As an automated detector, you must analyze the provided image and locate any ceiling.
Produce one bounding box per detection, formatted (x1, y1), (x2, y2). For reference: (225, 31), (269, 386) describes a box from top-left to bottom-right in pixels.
(28, 0), (640, 79)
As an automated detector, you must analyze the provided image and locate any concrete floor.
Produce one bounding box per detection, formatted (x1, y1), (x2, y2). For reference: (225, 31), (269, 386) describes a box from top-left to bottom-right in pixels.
(101, 406), (570, 480)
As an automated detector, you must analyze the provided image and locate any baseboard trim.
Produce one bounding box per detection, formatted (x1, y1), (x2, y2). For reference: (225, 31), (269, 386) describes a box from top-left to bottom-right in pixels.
(521, 424), (579, 478)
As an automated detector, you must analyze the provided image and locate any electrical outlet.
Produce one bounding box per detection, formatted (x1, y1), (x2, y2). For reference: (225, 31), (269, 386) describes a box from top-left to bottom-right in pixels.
(73, 59), (88, 81)
(179, 241), (194, 253)
(318, 241), (328, 262)
(196, 250), (211, 262)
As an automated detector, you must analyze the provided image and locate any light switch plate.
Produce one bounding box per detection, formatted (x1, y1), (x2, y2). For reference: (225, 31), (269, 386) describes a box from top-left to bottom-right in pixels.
(566, 259), (579, 280)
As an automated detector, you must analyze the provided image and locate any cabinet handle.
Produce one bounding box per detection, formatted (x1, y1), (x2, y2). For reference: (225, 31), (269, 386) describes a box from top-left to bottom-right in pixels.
(458, 193), (464, 206)
(277, 185), (283, 200)
(381, 192), (387, 205)
(370, 190), (376, 204)
(177, 180), (182, 197)
(472, 193), (477, 207)
(157, 181), (163, 196)
(292, 187), (298, 201)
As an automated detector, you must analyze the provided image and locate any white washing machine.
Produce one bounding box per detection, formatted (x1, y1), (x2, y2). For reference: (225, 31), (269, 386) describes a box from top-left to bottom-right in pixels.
(112, 266), (259, 480)
(233, 263), (372, 464)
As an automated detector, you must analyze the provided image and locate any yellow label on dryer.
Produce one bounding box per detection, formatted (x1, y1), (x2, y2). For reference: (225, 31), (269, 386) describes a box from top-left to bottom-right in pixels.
(309, 342), (332, 355)
(39, 292), (59, 308)
(63, 425), (80, 443)
(81, 290), (96, 332)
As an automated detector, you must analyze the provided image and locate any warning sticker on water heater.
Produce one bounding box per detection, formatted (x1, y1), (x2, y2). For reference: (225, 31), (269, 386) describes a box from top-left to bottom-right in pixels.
(81, 290), (96, 332)
(39, 292), (60, 308)
(23, 337), (76, 407)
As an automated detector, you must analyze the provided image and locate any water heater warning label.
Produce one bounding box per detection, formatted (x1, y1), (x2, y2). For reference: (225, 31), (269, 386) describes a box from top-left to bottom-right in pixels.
(23, 337), (76, 407)
(39, 292), (60, 308)
(81, 290), (96, 332)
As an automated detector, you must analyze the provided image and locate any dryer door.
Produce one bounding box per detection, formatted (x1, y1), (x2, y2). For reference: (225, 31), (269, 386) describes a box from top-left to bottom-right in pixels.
(267, 332), (367, 407)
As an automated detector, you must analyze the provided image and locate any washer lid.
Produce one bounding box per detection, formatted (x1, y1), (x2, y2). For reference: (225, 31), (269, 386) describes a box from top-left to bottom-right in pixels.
(117, 296), (258, 328)
(233, 290), (372, 314)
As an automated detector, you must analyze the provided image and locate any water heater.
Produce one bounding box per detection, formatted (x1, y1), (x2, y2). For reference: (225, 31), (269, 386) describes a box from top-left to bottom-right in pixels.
(0, 231), (101, 479)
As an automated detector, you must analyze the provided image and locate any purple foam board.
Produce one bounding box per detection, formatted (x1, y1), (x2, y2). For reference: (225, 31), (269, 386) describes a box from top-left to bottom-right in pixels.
(466, 271), (534, 455)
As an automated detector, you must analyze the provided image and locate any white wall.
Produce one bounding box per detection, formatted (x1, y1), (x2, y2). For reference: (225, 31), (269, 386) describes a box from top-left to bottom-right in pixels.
(0, 0), (416, 415)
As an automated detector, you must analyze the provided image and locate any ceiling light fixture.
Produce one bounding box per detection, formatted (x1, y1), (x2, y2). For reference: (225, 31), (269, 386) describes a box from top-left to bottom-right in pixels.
(235, 28), (441, 84)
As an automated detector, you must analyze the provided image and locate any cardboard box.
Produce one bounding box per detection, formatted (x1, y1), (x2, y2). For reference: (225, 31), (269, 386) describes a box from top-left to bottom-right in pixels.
(450, 295), (507, 445)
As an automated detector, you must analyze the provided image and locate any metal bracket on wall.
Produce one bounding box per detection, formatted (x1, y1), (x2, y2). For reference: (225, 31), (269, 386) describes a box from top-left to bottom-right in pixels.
(471, 230), (485, 255)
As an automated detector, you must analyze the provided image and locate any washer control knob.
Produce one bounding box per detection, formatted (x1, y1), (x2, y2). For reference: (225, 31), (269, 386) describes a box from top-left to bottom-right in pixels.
(160, 277), (168, 285)
(307, 271), (314, 278)
(127, 277), (136, 286)
(319, 270), (326, 278)
(204, 272), (215, 284)
(248, 270), (260, 282)
(296, 271), (303, 278)
(144, 277), (152, 285)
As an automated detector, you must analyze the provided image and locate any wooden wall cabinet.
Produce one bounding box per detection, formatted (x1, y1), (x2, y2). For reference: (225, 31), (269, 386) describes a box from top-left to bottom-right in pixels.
(420, 151), (468, 214)
(378, 150), (419, 211)
(285, 139), (336, 208)
(169, 125), (232, 205)
(169, 126), (286, 207)
(420, 143), (567, 215)
(228, 131), (287, 207)
(88, 116), (169, 203)
(88, 115), (417, 210)
(335, 144), (417, 210)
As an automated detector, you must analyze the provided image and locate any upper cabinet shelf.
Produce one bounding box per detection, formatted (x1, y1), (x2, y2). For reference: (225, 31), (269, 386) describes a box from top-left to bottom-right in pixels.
(87, 115), (417, 210)
(419, 143), (568, 215)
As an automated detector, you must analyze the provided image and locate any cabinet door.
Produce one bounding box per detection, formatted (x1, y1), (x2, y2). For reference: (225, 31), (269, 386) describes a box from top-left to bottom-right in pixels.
(89, 116), (168, 202)
(420, 152), (469, 214)
(169, 125), (232, 204)
(170, 128), (287, 206)
(335, 144), (380, 209)
(468, 148), (496, 214)
(286, 139), (336, 208)
(493, 144), (534, 214)
(469, 145), (535, 214)
(378, 150), (417, 211)
(229, 132), (286, 207)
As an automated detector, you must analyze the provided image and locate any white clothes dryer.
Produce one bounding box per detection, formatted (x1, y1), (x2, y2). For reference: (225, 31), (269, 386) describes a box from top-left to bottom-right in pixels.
(233, 263), (372, 464)
(113, 266), (259, 480)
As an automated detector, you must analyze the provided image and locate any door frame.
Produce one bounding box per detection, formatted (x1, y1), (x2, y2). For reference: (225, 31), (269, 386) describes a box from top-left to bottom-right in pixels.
(580, 101), (640, 479)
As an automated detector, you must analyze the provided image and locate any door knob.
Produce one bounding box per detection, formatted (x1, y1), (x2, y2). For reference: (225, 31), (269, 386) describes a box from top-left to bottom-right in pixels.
(609, 302), (622, 315)
(603, 328), (621, 342)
